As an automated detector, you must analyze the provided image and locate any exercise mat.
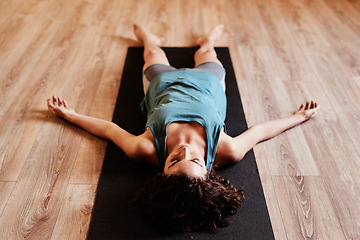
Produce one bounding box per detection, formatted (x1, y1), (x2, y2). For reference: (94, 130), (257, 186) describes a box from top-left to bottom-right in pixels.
(87, 47), (275, 240)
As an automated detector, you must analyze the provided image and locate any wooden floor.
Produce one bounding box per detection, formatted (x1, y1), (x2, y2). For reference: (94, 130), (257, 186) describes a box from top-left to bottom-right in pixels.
(1, 0), (359, 239)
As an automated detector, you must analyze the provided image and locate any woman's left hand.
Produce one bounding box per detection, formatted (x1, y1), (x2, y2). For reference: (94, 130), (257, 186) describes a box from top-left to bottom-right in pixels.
(294, 100), (321, 120)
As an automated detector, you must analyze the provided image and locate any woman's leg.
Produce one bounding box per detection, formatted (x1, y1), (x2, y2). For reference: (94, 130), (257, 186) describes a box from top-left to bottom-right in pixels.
(194, 25), (224, 67)
(133, 24), (170, 71)
(193, 25), (226, 91)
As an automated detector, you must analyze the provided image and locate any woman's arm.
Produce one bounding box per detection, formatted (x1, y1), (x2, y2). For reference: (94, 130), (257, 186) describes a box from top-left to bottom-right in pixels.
(244, 101), (320, 143)
(217, 101), (320, 164)
(47, 96), (122, 138)
(47, 96), (146, 159)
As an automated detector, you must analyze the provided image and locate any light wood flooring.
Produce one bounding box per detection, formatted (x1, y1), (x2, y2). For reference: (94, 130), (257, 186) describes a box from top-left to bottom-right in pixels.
(1, 0), (360, 239)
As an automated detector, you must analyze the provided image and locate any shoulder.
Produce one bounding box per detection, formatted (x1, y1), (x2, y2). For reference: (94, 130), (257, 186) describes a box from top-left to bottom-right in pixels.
(214, 131), (239, 166)
(214, 131), (245, 167)
(132, 129), (161, 168)
(214, 126), (264, 167)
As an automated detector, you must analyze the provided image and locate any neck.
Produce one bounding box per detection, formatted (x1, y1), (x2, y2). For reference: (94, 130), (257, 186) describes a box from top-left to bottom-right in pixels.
(166, 122), (206, 156)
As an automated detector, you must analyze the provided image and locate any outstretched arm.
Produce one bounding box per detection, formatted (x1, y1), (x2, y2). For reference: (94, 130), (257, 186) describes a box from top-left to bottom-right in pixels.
(218, 101), (320, 163)
(47, 96), (122, 139)
(243, 100), (320, 142)
(47, 96), (143, 158)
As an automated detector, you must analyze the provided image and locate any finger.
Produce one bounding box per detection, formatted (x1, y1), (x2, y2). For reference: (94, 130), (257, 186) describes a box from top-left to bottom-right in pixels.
(304, 101), (309, 110)
(47, 98), (54, 108)
(311, 105), (321, 117)
(310, 100), (314, 109)
(63, 99), (68, 108)
(48, 99), (57, 109)
(49, 107), (56, 114)
(53, 96), (57, 105)
(58, 97), (63, 106)
(47, 99), (56, 114)
(299, 104), (304, 111)
(314, 104), (321, 111)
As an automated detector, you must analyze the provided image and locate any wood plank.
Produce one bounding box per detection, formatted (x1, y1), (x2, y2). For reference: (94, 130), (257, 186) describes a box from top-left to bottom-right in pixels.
(69, 13), (128, 184)
(69, 135), (107, 184)
(285, 80), (360, 239)
(0, 181), (15, 217)
(273, 176), (346, 239)
(0, 121), (82, 239)
(0, 0), (120, 181)
(237, 45), (320, 176)
(50, 184), (96, 240)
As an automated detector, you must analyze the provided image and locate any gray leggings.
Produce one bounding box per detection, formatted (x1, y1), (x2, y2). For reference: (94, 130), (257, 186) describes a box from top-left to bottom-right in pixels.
(143, 62), (226, 93)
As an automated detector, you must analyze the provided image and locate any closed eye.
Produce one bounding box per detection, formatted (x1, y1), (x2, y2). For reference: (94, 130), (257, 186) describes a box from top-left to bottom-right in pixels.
(168, 159), (180, 168)
(191, 158), (202, 167)
(168, 158), (202, 169)
(191, 158), (199, 164)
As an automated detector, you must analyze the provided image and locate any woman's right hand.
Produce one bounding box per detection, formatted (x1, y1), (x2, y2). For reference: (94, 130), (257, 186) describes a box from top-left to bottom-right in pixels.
(47, 96), (75, 118)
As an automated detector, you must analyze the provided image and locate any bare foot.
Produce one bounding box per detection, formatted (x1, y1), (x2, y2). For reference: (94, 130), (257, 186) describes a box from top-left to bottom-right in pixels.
(133, 24), (161, 46)
(196, 24), (224, 46)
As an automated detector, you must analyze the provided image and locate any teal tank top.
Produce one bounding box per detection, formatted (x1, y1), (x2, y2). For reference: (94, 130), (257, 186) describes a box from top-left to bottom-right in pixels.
(140, 70), (227, 169)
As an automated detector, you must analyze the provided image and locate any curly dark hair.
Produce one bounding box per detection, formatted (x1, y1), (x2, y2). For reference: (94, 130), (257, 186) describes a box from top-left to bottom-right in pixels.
(134, 170), (244, 233)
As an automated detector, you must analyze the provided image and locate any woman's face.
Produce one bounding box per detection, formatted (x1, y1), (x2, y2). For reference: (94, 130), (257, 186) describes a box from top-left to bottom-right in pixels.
(163, 144), (207, 179)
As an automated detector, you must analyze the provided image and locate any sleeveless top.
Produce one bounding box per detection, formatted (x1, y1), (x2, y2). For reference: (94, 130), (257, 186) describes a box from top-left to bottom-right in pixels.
(140, 70), (227, 169)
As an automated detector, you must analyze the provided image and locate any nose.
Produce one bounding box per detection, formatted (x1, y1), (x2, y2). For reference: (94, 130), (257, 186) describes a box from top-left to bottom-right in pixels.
(179, 145), (191, 160)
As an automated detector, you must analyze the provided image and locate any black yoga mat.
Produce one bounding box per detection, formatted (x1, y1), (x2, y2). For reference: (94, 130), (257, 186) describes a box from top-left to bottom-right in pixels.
(87, 47), (275, 240)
